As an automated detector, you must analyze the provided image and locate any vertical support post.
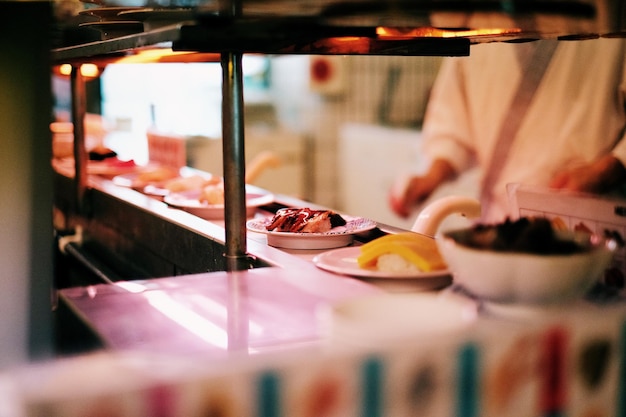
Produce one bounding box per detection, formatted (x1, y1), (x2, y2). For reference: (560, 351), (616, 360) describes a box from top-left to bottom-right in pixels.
(220, 0), (249, 272)
(0, 0), (54, 367)
(70, 65), (88, 214)
(221, 51), (250, 271)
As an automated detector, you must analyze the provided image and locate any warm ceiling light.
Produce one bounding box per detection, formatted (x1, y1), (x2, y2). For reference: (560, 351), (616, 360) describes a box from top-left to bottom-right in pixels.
(58, 63), (72, 76)
(113, 48), (220, 63)
(376, 26), (522, 39)
(56, 63), (100, 78)
(80, 63), (99, 77)
(442, 28), (523, 37)
(114, 48), (183, 63)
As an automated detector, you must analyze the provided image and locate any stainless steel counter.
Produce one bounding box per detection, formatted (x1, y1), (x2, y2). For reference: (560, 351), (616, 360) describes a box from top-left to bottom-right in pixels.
(58, 266), (382, 357)
(53, 170), (397, 357)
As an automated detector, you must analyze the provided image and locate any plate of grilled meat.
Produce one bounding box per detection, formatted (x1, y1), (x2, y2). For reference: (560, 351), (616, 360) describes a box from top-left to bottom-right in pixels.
(247, 207), (377, 249)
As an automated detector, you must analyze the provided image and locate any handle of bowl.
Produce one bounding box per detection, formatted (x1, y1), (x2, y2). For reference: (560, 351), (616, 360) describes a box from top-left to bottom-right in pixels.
(411, 196), (482, 237)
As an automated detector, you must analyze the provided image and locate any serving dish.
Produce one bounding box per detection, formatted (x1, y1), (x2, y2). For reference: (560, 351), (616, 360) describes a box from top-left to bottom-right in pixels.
(313, 246), (450, 279)
(52, 157), (141, 178)
(164, 188), (274, 220)
(112, 167), (214, 197)
(247, 216), (377, 250)
(112, 168), (171, 188)
(437, 219), (617, 305)
(313, 246), (452, 292)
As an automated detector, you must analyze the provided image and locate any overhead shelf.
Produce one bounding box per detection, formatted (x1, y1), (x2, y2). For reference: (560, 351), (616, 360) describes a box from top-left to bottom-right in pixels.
(51, 0), (625, 63)
(52, 25), (184, 64)
(52, 18), (472, 65)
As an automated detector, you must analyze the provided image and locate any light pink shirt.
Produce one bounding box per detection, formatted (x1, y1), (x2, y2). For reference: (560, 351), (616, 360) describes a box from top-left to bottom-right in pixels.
(421, 38), (626, 222)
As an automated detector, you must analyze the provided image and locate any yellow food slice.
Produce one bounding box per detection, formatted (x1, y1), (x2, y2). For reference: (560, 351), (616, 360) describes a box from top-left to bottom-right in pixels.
(360, 232), (433, 251)
(358, 232), (446, 272)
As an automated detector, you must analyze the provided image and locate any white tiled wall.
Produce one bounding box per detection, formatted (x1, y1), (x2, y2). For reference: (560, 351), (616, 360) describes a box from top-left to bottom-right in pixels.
(271, 55), (443, 209)
(187, 128), (306, 199)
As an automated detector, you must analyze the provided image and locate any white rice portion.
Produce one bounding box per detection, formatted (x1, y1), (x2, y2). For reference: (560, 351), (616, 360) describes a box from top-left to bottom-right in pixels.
(376, 253), (420, 272)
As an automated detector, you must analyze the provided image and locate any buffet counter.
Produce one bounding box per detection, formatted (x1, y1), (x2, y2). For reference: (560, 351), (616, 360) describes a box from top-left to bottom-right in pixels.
(52, 166), (396, 355)
(45, 167), (626, 417)
(57, 266), (382, 356)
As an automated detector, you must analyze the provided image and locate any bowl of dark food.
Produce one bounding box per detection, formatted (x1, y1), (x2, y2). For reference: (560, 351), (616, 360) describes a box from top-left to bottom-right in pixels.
(437, 217), (617, 304)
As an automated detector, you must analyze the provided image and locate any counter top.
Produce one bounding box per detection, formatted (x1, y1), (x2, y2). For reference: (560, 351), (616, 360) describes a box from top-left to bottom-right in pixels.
(59, 266), (382, 357)
(55, 167), (624, 361)
(37, 168), (626, 417)
(55, 171), (399, 356)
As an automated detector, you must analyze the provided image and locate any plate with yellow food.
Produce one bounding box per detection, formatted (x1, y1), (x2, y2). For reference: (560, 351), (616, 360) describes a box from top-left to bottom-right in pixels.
(312, 232), (451, 279)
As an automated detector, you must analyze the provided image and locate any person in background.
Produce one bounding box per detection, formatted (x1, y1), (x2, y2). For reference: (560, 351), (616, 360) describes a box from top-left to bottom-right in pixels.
(389, 37), (626, 224)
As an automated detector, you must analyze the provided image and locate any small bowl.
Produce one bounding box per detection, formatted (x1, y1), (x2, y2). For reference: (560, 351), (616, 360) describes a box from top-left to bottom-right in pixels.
(437, 222), (617, 305)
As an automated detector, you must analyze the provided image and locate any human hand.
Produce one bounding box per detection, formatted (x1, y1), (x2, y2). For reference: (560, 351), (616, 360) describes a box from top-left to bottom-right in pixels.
(388, 159), (456, 218)
(389, 174), (436, 218)
(549, 155), (626, 193)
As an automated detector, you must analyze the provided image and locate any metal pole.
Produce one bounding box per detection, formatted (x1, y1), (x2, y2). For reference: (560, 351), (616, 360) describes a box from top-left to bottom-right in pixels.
(221, 51), (250, 271)
(70, 65), (88, 215)
(220, 0), (249, 271)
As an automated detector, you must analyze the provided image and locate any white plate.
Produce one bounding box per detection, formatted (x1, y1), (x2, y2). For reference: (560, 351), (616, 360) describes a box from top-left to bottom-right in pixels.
(313, 246), (450, 279)
(53, 157), (141, 178)
(164, 188), (274, 220)
(111, 168), (170, 189)
(112, 167), (214, 197)
(247, 215), (377, 250)
(318, 293), (478, 349)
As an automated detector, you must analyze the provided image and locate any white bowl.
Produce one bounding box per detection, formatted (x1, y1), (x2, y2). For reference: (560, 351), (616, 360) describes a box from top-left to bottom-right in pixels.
(438, 226), (616, 305)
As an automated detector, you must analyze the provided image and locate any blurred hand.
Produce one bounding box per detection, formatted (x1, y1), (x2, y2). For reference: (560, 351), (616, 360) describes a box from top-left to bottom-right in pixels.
(388, 159), (456, 218)
(549, 154), (626, 193)
(389, 175), (435, 218)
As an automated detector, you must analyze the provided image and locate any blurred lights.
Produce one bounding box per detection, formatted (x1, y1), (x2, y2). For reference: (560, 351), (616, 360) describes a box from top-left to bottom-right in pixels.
(376, 26), (522, 39)
(54, 48), (221, 79)
(113, 48), (193, 63)
(112, 48), (220, 63)
(57, 63), (100, 78)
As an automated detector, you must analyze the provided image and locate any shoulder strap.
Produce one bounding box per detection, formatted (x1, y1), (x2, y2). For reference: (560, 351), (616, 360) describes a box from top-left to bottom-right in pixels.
(480, 40), (559, 219)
